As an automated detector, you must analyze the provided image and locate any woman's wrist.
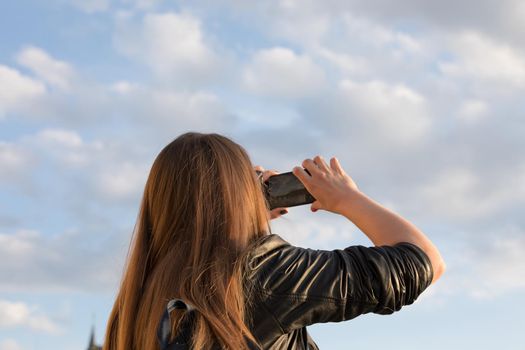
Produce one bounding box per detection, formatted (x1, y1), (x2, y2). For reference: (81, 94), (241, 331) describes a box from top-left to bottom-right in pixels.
(334, 189), (368, 219)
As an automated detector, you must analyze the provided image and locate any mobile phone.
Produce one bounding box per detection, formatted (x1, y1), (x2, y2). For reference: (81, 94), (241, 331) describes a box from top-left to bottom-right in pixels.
(258, 169), (316, 210)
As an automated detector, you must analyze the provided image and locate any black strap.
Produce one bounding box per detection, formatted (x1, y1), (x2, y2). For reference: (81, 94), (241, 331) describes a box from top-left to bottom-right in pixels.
(157, 299), (196, 350)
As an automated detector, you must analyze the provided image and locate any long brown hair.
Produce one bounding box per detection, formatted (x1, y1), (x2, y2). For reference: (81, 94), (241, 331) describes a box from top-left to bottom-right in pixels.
(103, 132), (271, 350)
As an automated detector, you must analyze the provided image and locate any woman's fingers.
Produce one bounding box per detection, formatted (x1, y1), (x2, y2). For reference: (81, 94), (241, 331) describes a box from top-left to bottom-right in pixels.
(254, 166), (264, 181)
(253, 165), (280, 182)
(269, 207), (288, 219)
(255, 166), (289, 220)
(310, 200), (321, 212)
(262, 170), (279, 182)
(292, 165), (312, 186)
(302, 158), (322, 177)
(330, 157), (344, 175)
(262, 156), (353, 216)
(313, 155), (330, 172)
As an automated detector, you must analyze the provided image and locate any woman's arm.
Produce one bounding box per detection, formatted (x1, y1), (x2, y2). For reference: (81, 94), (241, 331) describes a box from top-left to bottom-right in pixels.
(246, 234), (434, 332)
(293, 155), (446, 284)
(337, 190), (446, 284)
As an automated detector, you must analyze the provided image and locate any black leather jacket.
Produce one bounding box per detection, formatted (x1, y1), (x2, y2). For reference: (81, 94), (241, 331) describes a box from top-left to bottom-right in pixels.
(159, 233), (434, 349)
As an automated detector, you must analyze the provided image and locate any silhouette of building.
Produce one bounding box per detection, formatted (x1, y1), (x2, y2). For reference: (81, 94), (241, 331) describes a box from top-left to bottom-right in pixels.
(87, 325), (102, 350)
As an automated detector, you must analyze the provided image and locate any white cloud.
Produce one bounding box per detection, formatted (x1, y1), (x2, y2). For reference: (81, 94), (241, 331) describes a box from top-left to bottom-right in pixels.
(114, 12), (221, 84)
(0, 65), (46, 117)
(439, 31), (525, 88)
(0, 66), (115, 125)
(416, 164), (525, 221)
(0, 142), (32, 181)
(420, 225), (525, 305)
(0, 299), (60, 334)
(265, 2), (332, 46)
(233, 0), (525, 52)
(35, 128), (84, 148)
(418, 167), (486, 219)
(340, 13), (423, 54)
(313, 47), (369, 76)
(16, 46), (75, 90)
(469, 232), (525, 299)
(96, 161), (148, 199)
(14, 126), (154, 205)
(0, 339), (23, 350)
(127, 0), (162, 10)
(271, 211), (359, 250)
(0, 228), (127, 293)
(148, 89), (225, 124)
(70, 0), (110, 13)
(242, 47), (326, 98)
(458, 99), (489, 123)
(0, 229), (38, 258)
(110, 85), (234, 137)
(338, 79), (431, 144)
(110, 80), (139, 94)
(20, 128), (104, 167)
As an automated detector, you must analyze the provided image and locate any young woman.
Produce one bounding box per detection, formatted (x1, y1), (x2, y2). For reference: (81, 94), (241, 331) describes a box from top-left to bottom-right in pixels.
(103, 132), (446, 350)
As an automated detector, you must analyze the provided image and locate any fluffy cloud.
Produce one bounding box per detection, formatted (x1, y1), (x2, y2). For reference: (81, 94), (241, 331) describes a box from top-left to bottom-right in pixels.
(1, 47), (100, 124)
(16, 46), (75, 90)
(0, 65), (46, 117)
(106, 83), (235, 139)
(348, 0), (525, 51)
(18, 128), (104, 168)
(312, 47), (369, 77)
(0, 339), (23, 350)
(470, 232), (525, 298)
(2, 46), (230, 131)
(242, 47), (326, 99)
(271, 210), (359, 250)
(70, 0), (110, 13)
(300, 77), (431, 149)
(0, 138), (150, 293)
(415, 166), (511, 221)
(420, 225), (525, 306)
(126, 0), (163, 10)
(458, 99), (489, 124)
(114, 12), (223, 84)
(0, 228), (128, 293)
(439, 31), (525, 88)
(34, 128), (84, 148)
(0, 142), (33, 183)
(22, 127), (155, 205)
(0, 229), (37, 258)
(96, 161), (149, 200)
(0, 299), (60, 333)
(337, 79), (431, 145)
(0, 127), (148, 224)
(225, 0), (525, 51)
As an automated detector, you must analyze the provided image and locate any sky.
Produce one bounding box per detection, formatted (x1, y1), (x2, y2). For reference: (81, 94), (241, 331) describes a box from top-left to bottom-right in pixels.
(0, 0), (524, 349)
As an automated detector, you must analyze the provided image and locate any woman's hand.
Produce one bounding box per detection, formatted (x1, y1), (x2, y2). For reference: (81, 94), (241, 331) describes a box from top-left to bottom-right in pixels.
(253, 165), (289, 220)
(292, 155), (360, 215)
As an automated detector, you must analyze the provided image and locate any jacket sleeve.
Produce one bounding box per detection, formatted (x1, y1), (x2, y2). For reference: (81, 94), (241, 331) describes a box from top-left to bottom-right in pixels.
(247, 238), (434, 333)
